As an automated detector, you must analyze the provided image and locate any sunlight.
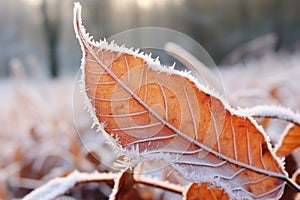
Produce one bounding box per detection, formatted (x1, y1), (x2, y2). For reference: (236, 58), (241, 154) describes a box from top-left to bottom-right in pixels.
(136, 0), (154, 9)
(136, 0), (184, 10)
(112, 0), (183, 12)
(22, 0), (41, 6)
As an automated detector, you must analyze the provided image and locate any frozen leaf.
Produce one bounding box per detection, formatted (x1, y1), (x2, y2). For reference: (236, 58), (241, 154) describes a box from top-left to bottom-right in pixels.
(293, 169), (300, 186)
(183, 182), (229, 200)
(275, 124), (300, 157)
(247, 105), (300, 157)
(23, 170), (184, 200)
(74, 3), (300, 199)
(109, 170), (139, 200)
(247, 105), (300, 127)
(110, 170), (181, 200)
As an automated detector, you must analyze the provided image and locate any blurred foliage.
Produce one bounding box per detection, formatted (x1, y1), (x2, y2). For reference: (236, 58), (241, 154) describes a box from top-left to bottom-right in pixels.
(1, 51), (300, 199)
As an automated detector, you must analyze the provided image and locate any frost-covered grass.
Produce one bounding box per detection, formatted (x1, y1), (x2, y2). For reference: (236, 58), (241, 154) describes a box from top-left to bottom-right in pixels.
(0, 77), (113, 199)
(0, 51), (299, 199)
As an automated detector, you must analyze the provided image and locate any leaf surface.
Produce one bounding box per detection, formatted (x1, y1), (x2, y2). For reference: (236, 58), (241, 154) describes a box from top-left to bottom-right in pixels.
(183, 182), (229, 200)
(275, 124), (300, 157)
(293, 169), (300, 186)
(291, 169), (300, 200)
(247, 105), (300, 157)
(74, 3), (289, 199)
(110, 170), (139, 200)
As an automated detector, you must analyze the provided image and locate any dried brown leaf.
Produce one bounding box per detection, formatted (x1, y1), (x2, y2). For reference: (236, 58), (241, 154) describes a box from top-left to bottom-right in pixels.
(275, 125), (300, 157)
(293, 169), (300, 186)
(74, 3), (300, 199)
(183, 182), (229, 200)
(110, 170), (139, 200)
(247, 105), (300, 157)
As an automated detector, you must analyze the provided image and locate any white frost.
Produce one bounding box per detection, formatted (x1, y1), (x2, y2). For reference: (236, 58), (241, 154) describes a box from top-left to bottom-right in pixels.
(247, 105), (300, 126)
(23, 171), (118, 200)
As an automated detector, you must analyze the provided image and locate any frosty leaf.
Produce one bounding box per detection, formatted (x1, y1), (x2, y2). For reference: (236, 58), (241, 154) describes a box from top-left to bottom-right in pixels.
(73, 3), (300, 199)
(275, 124), (300, 157)
(109, 170), (137, 200)
(23, 169), (185, 200)
(183, 182), (229, 200)
(247, 105), (300, 127)
(293, 169), (300, 186)
(247, 105), (300, 156)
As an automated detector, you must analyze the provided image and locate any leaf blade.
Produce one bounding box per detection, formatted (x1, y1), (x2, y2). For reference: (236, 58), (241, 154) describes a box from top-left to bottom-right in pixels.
(183, 182), (230, 200)
(275, 124), (300, 157)
(74, 3), (289, 199)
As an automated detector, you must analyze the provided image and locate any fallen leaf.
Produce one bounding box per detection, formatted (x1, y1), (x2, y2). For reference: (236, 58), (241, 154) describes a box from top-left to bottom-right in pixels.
(247, 105), (300, 157)
(74, 3), (295, 199)
(293, 169), (300, 185)
(275, 124), (300, 157)
(110, 170), (139, 200)
(183, 182), (229, 200)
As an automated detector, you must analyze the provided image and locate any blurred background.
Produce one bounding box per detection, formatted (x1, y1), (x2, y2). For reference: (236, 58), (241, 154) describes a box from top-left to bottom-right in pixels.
(1, 0), (300, 199)
(0, 0), (299, 77)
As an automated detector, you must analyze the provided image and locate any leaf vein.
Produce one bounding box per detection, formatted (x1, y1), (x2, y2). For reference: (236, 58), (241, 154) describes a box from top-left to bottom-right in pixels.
(112, 121), (162, 131)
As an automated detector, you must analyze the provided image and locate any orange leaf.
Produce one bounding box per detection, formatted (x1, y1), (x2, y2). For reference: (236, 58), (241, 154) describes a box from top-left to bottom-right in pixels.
(183, 182), (229, 200)
(275, 124), (300, 157)
(74, 3), (294, 199)
(293, 169), (300, 185)
(247, 105), (300, 157)
(110, 170), (140, 200)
